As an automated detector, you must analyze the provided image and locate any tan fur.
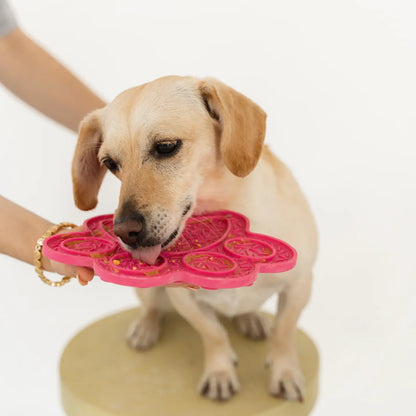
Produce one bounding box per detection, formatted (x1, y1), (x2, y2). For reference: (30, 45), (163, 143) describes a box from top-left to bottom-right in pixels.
(72, 110), (106, 210)
(72, 76), (318, 402)
(199, 79), (267, 177)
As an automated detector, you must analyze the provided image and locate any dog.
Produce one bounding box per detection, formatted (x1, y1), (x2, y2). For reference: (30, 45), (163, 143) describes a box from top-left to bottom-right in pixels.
(72, 76), (318, 402)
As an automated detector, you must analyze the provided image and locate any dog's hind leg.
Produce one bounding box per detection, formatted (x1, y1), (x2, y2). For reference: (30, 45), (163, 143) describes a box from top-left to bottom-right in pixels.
(166, 287), (239, 401)
(233, 311), (271, 340)
(127, 287), (169, 350)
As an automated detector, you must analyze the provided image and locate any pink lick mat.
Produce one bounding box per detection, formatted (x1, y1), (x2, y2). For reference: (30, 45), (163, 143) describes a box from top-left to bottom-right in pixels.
(43, 210), (297, 290)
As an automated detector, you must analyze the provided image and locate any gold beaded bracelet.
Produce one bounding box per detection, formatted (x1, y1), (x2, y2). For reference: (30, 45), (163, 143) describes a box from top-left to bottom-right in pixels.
(34, 222), (77, 287)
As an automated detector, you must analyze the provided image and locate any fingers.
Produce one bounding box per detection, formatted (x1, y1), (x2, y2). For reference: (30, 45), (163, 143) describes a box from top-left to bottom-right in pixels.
(76, 266), (94, 286)
(45, 256), (94, 286)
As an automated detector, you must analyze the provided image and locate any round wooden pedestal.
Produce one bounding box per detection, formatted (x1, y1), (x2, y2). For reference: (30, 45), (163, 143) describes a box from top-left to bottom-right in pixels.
(60, 309), (319, 416)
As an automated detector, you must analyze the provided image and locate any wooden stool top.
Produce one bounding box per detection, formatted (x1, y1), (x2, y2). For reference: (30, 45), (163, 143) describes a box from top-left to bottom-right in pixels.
(61, 309), (318, 416)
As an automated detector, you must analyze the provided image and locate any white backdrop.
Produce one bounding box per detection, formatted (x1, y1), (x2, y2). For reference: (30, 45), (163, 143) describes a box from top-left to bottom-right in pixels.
(1, 0), (415, 415)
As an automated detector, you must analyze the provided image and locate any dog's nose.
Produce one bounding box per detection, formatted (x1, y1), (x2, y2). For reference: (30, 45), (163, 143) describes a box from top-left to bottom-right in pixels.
(113, 217), (144, 248)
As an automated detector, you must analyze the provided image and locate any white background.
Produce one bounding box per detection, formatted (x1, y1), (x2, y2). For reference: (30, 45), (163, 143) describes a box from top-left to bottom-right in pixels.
(1, 0), (415, 415)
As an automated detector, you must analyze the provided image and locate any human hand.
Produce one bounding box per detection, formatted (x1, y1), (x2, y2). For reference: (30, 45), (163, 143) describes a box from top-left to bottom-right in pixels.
(42, 225), (94, 286)
(48, 260), (94, 286)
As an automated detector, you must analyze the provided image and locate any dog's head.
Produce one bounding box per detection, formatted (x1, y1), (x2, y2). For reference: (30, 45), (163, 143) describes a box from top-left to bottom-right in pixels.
(72, 76), (266, 263)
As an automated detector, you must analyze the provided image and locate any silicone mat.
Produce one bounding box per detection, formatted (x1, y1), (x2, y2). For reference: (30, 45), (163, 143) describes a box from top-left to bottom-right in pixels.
(43, 211), (297, 289)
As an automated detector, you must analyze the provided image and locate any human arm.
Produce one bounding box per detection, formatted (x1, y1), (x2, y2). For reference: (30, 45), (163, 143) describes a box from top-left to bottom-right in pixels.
(0, 27), (105, 132)
(0, 196), (94, 285)
(0, 5), (102, 283)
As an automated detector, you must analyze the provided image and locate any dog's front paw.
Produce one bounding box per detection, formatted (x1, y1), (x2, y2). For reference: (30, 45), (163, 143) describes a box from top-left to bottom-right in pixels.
(126, 314), (161, 351)
(233, 312), (270, 340)
(198, 367), (239, 401)
(266, 354), (304, 402)
(198, 350), (239, 401)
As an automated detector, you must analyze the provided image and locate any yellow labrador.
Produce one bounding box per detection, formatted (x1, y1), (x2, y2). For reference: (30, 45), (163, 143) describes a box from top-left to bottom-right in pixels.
(72, 76), (318, 402)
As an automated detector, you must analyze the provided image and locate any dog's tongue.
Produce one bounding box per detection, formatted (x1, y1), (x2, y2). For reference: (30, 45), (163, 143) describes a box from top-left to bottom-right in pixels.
(131, 244), (162, 265)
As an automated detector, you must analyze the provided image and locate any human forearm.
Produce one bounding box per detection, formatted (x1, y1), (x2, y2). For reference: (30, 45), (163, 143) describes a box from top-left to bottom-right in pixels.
(0, 195), (94, 284)
(0, 28), (105, 132)
(0, 195), (53, 268)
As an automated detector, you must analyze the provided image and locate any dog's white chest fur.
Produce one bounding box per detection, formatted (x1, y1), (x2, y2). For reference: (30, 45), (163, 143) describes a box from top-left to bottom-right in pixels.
(193, 274), (286, 317)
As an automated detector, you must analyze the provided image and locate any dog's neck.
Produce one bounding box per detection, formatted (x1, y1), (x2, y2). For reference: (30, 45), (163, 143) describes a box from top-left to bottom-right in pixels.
(194, 157), (270, 216)
(194, 165), (244, 215)
(193, 154), (282, 238)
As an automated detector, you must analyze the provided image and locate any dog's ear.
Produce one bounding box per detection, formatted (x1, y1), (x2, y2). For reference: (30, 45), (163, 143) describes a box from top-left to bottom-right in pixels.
(72, 109), (106, 210)
(199, 78), (267, 177)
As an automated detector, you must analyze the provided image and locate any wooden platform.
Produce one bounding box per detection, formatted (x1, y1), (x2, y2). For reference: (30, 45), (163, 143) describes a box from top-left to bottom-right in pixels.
(61, 309), (319, 416)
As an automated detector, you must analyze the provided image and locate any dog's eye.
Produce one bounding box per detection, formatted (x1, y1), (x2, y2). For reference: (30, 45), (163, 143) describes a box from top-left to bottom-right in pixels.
(153, 140), (182, 157)
(103, 158), (118, 172)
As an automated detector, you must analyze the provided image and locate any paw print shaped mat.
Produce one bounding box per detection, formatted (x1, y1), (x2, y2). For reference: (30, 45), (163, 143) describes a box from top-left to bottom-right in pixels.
(43, 211), (297, 289)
